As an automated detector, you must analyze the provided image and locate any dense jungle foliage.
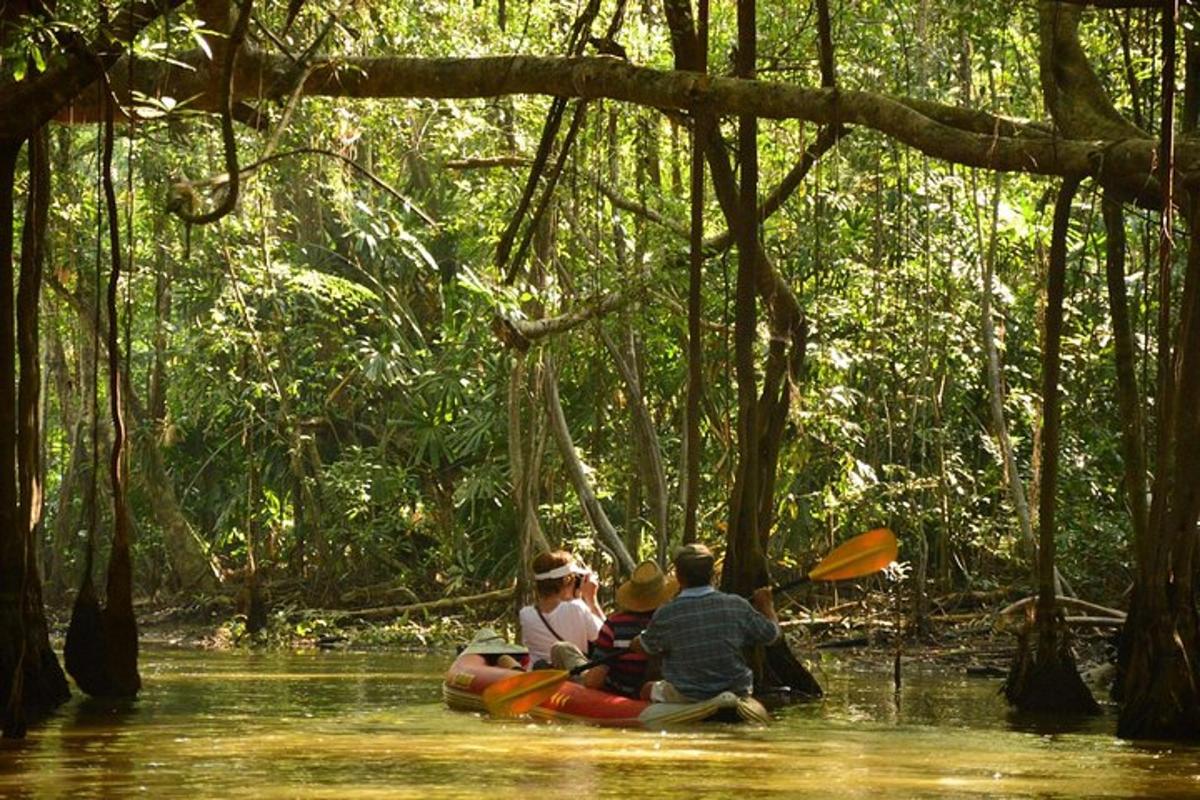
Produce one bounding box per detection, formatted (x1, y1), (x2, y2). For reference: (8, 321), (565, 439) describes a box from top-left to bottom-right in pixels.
(5, 0), (1200, 740)
(20, 1), (1166, 605)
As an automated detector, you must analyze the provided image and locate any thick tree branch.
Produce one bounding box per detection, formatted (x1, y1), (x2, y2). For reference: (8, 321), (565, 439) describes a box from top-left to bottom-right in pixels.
(1040, 2), (1148, 142)
(40, 52), (1184, 199)
(0, 0), (187, 140)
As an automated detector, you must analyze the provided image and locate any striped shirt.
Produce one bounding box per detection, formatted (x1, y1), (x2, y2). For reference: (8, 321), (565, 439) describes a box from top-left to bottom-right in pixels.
(592, 610), (655, 698)
(638, 586), (779, 700)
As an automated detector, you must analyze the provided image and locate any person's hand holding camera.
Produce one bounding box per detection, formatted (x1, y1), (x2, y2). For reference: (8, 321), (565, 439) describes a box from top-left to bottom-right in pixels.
(576, 569), (601, 617)
(578, 570), (598, 601)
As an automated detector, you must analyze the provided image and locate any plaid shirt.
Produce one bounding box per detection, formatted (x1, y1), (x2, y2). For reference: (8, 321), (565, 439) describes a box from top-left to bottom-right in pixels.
(638, 586), (779, 700)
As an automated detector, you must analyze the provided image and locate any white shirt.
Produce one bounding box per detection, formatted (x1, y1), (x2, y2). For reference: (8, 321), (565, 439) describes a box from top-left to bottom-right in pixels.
(519, 598), (604, 665)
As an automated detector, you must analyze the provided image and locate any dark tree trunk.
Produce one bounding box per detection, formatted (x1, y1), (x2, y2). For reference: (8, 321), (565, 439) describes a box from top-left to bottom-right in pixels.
(99, 84), (140, 699)
(682, 0), (709, 547)
(663, 0), (819, 699)
(1117, 194), (1200, 739)
(1003, 177), (1097, 714)
(1, 134), (70, 739)
(1102, 196), (1149, 550)
(721, 0), (769, 601)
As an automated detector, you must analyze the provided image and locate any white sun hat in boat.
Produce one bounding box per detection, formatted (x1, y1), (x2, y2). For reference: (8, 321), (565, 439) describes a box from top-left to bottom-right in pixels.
(462, 627), (529, 656)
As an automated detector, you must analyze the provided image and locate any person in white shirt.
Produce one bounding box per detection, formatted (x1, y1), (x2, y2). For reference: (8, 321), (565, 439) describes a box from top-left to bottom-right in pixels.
(518, 550), (604, 668)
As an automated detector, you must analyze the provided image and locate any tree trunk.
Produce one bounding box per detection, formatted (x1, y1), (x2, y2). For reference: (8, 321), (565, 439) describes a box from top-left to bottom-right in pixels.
(99, 92), (140, 698)
(1101, 195), (1149, 551)
(1, 135), (69, 739)
(682, 0), (709, 547)
(1003, 176), (1096, 714)
(722, 0), (765, 597)
(1117, 193), (1200, 739)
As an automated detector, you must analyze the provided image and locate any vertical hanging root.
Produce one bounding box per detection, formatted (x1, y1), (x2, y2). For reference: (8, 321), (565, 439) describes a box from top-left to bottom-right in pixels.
(64, 69), (141, 700)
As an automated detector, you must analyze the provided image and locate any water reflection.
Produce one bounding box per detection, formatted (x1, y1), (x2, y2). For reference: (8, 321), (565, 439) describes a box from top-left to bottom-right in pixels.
(1, 647), (1199, 798)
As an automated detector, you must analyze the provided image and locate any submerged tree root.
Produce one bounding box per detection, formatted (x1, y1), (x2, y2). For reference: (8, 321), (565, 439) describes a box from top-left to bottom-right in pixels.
(1116, 601), (1200, 740)
(1003, 619), (1099, 714)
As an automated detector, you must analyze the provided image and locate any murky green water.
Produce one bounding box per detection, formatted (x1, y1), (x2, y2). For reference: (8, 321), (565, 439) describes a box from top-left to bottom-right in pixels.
(2, 647), (1199, 798)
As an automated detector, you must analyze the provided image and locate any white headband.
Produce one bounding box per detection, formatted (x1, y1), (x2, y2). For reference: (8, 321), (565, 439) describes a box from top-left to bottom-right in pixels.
(533, 564), (580, 580)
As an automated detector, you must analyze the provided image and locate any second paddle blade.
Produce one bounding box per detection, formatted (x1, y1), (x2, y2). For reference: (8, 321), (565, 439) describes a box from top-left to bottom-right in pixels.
(808, 528), (898, 582)
(482, 669), (569, 717)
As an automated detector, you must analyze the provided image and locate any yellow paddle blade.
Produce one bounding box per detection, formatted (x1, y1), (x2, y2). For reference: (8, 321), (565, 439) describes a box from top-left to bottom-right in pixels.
(807, 528), (898, 582)
(481, 669), (570, 717)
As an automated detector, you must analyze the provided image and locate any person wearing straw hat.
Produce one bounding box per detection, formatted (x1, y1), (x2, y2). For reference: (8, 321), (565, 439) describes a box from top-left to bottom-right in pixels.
(573, 560), (678, 698)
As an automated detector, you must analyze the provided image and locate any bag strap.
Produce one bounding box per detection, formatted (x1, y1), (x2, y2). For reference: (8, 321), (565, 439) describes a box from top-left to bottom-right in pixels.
(536, 607), (565, 641)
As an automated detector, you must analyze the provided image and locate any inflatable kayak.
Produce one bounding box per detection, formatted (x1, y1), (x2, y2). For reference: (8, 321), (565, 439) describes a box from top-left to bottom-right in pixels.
(442, 652), (770, 728)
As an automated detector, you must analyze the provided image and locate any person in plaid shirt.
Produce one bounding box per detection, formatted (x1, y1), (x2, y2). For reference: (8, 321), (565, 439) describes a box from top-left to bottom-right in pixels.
(633, 543), (779, 702)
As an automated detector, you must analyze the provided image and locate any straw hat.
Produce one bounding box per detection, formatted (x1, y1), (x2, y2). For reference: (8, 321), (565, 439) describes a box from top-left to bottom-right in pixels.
(462, 627), (529, 656)
(616, 560), (679, 612)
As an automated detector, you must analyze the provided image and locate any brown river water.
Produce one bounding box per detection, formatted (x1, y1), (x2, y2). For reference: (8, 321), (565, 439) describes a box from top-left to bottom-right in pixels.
(2, 646), (1199, 798)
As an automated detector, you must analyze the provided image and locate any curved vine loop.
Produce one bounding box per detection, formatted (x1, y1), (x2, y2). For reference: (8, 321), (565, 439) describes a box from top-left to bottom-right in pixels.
(174, 0), (254, 225)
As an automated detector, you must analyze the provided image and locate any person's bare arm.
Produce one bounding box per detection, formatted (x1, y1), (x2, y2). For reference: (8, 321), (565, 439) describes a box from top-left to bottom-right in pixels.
(580, 573), (604, 619)
(751, 587), (780, 643)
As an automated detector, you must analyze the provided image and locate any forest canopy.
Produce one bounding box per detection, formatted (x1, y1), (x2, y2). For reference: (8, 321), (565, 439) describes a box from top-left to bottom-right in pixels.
(1, 0), (1199, 741)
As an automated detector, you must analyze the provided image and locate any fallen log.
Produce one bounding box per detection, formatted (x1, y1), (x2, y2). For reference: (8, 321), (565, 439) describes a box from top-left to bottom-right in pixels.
(1063, 615), (1125, 627)
(300, 585), (518, 623)
(998, 595), (1125, 619)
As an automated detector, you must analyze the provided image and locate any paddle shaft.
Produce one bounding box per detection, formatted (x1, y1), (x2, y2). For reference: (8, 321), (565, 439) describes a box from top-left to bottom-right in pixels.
(566, 649), (625, 676)
(772, 574), (812, 595)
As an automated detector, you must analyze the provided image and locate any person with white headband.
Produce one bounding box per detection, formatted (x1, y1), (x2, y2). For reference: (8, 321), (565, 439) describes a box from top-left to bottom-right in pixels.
(518, 550), (604, 668)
